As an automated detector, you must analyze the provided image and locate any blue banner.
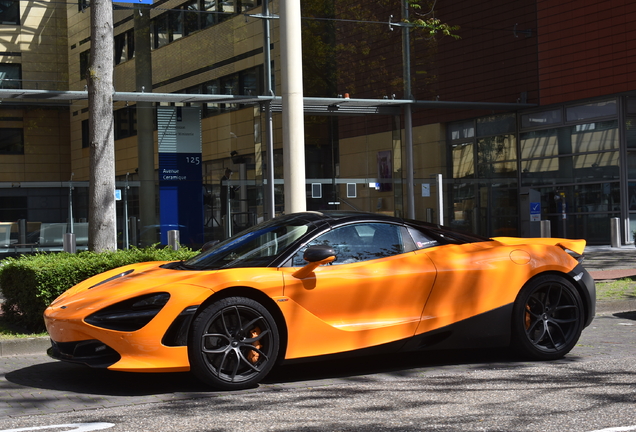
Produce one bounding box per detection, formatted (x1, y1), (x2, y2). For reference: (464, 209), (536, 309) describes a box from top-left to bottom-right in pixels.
(114, 0), (153, 4)
(157, 107), (204, 247)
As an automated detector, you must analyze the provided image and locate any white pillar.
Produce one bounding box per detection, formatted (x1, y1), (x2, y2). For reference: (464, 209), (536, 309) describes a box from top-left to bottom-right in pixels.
(280, 0), (306, 214)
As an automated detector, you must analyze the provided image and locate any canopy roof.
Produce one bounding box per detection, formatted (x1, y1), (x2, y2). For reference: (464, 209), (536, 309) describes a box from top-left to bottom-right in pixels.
(0, 89), (535, 115)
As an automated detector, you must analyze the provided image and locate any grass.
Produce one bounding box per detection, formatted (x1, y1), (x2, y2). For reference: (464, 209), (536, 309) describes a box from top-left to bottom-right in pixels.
(595, 277), (636, 301)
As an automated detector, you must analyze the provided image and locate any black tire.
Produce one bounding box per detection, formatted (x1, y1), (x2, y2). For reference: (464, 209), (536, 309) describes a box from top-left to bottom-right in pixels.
(188, 296), (279, 390)
(511, 275), (584, 360)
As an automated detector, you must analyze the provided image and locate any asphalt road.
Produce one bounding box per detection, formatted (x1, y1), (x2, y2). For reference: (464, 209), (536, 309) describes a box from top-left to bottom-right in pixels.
(0, 309), (634, 432)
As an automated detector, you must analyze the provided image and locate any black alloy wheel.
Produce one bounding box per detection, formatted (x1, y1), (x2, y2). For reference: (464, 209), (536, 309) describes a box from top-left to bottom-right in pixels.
(511, 275), (584, 360)
(189, 296), (279, 390)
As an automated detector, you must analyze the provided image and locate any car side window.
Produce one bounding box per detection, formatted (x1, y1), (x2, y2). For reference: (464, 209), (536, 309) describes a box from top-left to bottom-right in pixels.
(407, 227), (439, 249)
(293, 223), (405, 266)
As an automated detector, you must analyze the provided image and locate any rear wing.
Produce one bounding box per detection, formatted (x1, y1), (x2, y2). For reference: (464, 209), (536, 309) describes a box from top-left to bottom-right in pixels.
(492, 237), (586, 256)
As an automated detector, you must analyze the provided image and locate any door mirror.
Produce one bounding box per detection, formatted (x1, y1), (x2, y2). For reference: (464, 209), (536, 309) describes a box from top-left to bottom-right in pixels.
(303, 245), (336, 263)
(292, 245), (336, 279)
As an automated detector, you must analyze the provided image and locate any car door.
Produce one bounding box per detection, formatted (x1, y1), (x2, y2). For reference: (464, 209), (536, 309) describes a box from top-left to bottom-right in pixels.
(279, 222), (437, 359)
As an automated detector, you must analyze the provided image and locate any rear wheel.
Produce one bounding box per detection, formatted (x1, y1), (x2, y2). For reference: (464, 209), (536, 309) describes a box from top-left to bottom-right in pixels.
(511, 275), (584, 360)
(189, 296), (279, 390)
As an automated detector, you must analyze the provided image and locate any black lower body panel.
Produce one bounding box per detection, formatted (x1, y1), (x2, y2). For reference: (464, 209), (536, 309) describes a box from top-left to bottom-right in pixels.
(400, 303), (513, 352)
(47, 339), (121, 368)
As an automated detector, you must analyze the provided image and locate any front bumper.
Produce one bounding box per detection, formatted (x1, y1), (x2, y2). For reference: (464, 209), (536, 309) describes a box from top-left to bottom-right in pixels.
(47, 339), (121, 368)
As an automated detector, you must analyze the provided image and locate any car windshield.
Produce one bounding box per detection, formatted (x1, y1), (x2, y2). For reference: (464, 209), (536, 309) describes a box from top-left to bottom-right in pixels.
(182, 215), (315, 270)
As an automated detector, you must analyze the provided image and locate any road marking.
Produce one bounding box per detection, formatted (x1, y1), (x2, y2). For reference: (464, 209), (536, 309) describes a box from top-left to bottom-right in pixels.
(0, 423), (114, 432)
(587, 426), (636, 432)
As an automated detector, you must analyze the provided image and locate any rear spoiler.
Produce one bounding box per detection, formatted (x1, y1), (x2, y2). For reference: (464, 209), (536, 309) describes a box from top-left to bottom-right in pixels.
(492, 237), (586, 256)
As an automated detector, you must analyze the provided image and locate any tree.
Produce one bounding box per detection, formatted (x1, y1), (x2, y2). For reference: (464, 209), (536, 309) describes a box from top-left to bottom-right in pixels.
(87, 0), (117, 252)
(300, 0), (458, 100)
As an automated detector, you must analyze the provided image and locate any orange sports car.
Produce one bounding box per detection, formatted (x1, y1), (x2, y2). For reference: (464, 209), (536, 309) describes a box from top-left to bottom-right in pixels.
(44, 211), (596, 390)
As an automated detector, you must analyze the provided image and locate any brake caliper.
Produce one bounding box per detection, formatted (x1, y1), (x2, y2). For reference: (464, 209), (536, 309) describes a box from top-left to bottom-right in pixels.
(247, 326), (262, 363)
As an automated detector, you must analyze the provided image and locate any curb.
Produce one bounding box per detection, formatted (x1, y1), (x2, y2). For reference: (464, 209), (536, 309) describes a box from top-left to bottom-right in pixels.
(595, 299), (636, 314)
(0, 336), (49, 357)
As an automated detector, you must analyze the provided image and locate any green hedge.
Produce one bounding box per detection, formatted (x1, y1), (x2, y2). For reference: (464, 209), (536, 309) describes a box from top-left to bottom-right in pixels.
(0, 247), (199, 333)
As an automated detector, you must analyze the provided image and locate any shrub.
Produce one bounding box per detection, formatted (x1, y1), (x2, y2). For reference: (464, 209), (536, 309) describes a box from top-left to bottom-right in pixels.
(0, 246), (198, 333)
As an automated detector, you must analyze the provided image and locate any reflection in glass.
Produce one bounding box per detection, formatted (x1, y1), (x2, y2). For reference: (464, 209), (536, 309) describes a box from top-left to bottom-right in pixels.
(521, 121), (618, 160)
(627, 152), (636, 179)
(571, 121), (618, 153)
(626, 118), (636, 148)
(449, 120), (474, 140)
(477, 134), (516, 165)
(476, 113), (516, 137)
(293, 223), (404, 266)
(477, 161), (517, 179)
(521, 109), (562, 128)
(521, 152), (619, 187)
(452, 142), (473, 179)
(566, 99), (616, 122)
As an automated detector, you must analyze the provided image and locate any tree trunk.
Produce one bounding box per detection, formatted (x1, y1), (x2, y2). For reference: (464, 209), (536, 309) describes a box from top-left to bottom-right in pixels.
(87, 0), (117, 252)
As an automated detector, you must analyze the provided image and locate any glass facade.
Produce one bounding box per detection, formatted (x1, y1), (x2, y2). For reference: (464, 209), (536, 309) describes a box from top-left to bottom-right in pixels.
(449, 97), (626, 244)
(449, 114), (518, 237)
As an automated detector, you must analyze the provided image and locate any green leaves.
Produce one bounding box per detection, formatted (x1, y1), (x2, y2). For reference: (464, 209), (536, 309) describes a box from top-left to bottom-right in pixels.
(0, 246), (199, 332)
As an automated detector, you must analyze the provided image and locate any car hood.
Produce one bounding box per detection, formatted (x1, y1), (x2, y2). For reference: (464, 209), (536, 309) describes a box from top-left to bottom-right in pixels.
(49, 261), (212, 306)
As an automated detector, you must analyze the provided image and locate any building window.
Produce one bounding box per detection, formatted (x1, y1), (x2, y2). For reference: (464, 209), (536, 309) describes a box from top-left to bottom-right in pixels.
(152, 14), (169, 48)
(149, 0), (263, 49)
(77, 0), (89, 12)
(566, 99), (617, 122)
(115, 106), (137, 140)
(0, 63), (21, 89)
(0, 196), (27, 221)
(198, 66), (262, 117)
(448, 114), (518, 237)
(0, 128), (23, 154)
(0, 0), (19, 25)
(115, 29), (135, 65)
(82, 119), (89, 148)
(79, 50), (90, 80)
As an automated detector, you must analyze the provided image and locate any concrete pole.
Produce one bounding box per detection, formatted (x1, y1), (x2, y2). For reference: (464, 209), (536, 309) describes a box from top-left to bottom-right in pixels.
(280, 0), (306, 214)
(402, 0), (415, 220)
(262, 0), (275, 220)
(135, 5), (157, 247)
(436, 173), (444, 225)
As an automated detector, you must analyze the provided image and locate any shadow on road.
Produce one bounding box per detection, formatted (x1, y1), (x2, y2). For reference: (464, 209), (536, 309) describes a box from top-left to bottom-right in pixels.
(4, 347), (569, 397)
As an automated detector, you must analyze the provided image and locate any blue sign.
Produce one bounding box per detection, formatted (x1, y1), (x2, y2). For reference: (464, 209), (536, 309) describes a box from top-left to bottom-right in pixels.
(157, 107), (204, 247)
(114, 0), (153, 4)
(530, 202), (541, 222)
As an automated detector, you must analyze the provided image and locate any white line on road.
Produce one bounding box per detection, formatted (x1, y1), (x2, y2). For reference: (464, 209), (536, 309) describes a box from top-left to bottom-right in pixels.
(0, 423), (115, 432)
(587, 426), (636, 432)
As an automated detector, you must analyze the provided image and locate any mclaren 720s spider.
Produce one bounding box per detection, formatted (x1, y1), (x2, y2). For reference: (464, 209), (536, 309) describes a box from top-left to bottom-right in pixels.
(44, 211), (596, 390)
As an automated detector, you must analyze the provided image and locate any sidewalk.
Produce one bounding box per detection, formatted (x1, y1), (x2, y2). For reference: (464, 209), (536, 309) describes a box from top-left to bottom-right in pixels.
(0, 244), (634, 358)
(583, 244), (636, 280)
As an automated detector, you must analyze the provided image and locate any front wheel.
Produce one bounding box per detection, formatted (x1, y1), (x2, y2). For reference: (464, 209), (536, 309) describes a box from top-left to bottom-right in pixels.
(189, 296), (279, 390)
(511, 275), (584, 360)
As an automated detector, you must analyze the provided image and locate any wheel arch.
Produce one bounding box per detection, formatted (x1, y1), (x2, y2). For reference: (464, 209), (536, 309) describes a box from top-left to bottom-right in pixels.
(510, 269), (588, 360)
(193, 286), (289, 364)
(516, 269), (593, 326)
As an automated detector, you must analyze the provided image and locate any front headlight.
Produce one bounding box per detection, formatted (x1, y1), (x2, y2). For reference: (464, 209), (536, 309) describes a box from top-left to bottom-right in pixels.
(85, 292), (170, 331)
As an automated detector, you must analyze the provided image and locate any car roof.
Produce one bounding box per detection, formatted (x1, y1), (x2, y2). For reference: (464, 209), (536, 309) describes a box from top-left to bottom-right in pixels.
(278, 210), (404, 225)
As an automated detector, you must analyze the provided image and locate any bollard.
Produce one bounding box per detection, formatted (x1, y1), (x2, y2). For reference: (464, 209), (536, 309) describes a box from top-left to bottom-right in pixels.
(610, 217), (621, 248)
(540, 220), (551, 238)
(63, 232), (76, 253)
(168, 230), (180, 251)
